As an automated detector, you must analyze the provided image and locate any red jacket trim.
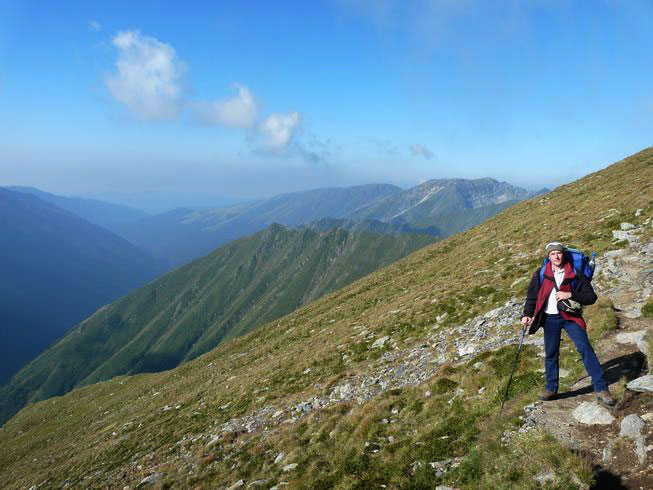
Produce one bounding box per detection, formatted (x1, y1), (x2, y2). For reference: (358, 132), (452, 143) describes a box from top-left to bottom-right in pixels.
(534, 261), (586, 329)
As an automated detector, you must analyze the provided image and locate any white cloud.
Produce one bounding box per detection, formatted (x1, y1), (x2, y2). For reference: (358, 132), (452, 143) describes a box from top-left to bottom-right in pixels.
(89, 20), (101, 31)
(410, 143), (434, 159)
(259, 112), (301, 150)
(106, 31), (186, 121)
(193, 84), (259, 128)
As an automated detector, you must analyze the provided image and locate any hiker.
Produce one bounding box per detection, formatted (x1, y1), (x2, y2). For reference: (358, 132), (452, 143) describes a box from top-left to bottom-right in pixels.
(521, 242), (615, 406)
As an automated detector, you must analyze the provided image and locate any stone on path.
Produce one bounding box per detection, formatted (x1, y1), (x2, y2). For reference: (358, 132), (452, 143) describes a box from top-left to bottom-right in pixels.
(620, 414), (645, 439)
(572, 402), (615, 425)
(626, 375), (653, 393)
(619, 415), (648, 466)
(615, 331), (649, 355)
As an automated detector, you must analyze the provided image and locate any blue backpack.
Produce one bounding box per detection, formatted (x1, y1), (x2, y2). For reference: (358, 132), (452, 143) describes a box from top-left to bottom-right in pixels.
(539, 248), (596, 289)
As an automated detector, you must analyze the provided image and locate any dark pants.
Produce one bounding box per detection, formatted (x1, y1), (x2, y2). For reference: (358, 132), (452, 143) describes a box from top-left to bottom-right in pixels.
(543, 313), (608, 392)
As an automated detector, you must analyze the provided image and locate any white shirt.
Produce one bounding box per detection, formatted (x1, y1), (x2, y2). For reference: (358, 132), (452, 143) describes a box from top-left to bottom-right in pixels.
(544, 268), (566, 314)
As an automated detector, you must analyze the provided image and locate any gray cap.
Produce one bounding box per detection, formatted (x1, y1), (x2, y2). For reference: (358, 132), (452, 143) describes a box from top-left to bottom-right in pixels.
(545, 241), (565, 254)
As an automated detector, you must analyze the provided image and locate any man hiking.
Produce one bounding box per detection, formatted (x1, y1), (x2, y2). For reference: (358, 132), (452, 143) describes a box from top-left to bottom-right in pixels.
(521, 242), (615, 407)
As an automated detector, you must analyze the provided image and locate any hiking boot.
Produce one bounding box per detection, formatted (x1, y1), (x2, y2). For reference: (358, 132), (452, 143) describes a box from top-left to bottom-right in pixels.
(596, 390), (616, 407)
(539, 389), (558, 401)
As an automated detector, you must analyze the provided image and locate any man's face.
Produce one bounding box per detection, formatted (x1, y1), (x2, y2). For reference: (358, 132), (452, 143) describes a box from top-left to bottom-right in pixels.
(548, 250), (564, 267)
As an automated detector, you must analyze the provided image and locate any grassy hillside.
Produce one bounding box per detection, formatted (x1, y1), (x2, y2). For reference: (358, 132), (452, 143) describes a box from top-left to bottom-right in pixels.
(0, 224), (434, 425)
(0, 148), (651, 489)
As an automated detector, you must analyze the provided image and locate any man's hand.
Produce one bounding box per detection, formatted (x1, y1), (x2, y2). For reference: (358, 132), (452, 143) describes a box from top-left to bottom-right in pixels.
(521, 316), (533, 326)
(555, 291), (572, 301)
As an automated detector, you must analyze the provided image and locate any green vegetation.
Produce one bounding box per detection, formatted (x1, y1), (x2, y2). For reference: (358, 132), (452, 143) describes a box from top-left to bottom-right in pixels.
(0, 148), (651, 488)
(642, 293), (653, 319)
(586, 297), (618, 344)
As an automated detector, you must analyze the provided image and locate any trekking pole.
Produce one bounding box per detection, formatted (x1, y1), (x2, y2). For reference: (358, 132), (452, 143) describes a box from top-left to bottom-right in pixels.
(500, 322), (528, 416)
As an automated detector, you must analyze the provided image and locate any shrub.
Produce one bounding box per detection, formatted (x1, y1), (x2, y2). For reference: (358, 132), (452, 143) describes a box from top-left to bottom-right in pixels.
(642, 294), (653, 319)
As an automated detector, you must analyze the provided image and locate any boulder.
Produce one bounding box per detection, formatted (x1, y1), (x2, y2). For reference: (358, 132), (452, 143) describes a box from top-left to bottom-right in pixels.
(572, 402), (615, 425)
(627, 375), (653, 393)
(620, 414), (645, 439)
(615, 331), (648, 355)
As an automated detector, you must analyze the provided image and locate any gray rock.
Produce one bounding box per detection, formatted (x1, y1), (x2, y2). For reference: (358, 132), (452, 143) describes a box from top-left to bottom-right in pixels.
(620, 222), (636, 231)
(602, 441), (613, 464)
(627, 375), (653, 393)
(620, 414), (645, 439)
(457, 343), (477, 356)
(615, 330), (648, 354)
(372, 336), (390, 349)
(137, 473), (164, 487)
(248, 480), (267, 488)
(572, 402), (615, 425)
(619, 415), (648, 466)
(227, 481), (244, 490)
(536, 469), (556, 484)
(274, 452), (285, 464)
(612, 230), (639, 244)
(283, 463), (298, 472)
(635, 439), (648, 466)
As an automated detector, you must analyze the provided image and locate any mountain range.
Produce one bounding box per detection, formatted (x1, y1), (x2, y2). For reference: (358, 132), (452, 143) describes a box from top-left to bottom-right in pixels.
(0, 148), (649, 488)
(113, 179), (540, 267)
(0, 177), (535, 391)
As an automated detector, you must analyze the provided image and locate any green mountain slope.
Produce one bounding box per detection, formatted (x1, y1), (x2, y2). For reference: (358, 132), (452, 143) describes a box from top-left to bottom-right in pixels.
(0, 224), (434, 424)
(0, 188), (163, 386)
(300, 217), (442, 236)
(0, 149), (651, 489)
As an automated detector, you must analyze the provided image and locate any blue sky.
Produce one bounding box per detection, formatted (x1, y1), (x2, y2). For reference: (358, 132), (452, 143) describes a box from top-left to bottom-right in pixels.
(1, 0), (652, 204)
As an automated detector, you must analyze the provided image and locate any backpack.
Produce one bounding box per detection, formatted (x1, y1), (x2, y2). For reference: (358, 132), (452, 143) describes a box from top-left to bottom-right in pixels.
(539, 248), (596, 289)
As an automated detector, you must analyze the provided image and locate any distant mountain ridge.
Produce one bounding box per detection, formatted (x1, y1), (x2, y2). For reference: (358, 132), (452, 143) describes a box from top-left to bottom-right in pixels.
(113, 184), (402, 266)
(0, 223), (435, 423)
(349, 177), (541, 235)
(0, 188), (163, 385)
(112, 179), (537, 267)
(6, 186), (149, 231)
